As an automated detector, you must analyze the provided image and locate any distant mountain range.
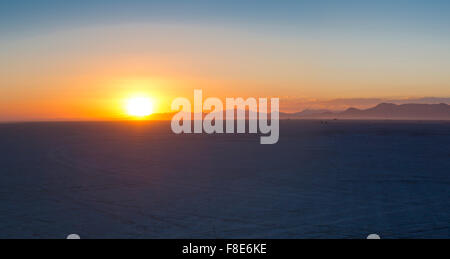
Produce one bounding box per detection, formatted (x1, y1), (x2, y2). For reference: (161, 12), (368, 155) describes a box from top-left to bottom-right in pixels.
(280, 103), (450, 120)
(149, 103), (450, 120)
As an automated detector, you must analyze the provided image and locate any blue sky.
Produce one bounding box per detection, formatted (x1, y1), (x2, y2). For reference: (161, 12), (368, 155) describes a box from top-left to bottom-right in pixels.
(1, 0), (450, 120)
(1, 0), (450, 34)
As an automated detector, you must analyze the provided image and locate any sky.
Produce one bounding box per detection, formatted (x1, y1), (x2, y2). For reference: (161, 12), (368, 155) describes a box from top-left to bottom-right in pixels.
(1, 0), (450, 120)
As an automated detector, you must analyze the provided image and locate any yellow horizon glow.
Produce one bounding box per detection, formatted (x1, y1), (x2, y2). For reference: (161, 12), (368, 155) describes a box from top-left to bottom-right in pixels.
(125, 96), (154, 118)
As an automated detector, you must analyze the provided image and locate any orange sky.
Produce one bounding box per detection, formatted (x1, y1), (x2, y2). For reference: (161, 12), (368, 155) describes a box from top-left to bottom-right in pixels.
(1, 16), (450, 121)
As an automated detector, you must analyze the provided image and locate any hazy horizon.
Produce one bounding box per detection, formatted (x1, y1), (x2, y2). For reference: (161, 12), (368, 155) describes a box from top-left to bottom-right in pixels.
(1, 97), (450, 122)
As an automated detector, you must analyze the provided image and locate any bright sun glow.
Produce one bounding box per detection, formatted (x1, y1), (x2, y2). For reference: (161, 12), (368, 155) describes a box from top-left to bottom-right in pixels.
(126, 97), (154, 117)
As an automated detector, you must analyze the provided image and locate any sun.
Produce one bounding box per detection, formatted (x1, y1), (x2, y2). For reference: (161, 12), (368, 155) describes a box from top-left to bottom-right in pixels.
(125, 97), (154, 117)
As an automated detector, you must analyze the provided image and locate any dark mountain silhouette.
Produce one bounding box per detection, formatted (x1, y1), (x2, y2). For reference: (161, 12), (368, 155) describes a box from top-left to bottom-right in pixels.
(149, 103), (450, 120)
(272, 103), (450, 120)
(338, 103), (450, 119)
(282, 103), (450, 120)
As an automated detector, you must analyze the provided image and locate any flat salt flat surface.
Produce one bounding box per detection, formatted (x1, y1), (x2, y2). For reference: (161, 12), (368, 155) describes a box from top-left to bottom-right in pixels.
(0, 120), (449, 238)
